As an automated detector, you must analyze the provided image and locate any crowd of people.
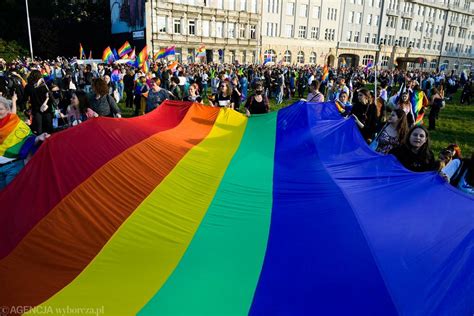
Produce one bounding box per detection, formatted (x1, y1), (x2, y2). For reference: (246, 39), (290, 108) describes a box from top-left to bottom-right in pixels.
(0, 56), (473, 194)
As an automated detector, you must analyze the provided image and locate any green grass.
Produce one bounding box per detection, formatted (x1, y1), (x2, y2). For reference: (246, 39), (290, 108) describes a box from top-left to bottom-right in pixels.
(121, 89), (474, 156)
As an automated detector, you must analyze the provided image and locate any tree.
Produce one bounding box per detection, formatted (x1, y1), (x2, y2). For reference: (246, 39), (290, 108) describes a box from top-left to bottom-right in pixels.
(0, 39), (28, 62)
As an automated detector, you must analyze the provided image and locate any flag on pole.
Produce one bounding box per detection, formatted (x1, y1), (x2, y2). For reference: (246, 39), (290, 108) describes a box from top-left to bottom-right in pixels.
(263, 54), (272, 65)
(102, 47), (114, 64)
(121, 54), (129, 60)
(321, 65), (329, 81)
(137, 46), (148, 67)
(365, 60), (374, 72)
(156, 46), (176, 59)
(112, 48), (120, 61)
(129, 48), (136, 60)
(196, 44), (206, 58)
(142, 60), (149, 73)
(79, 43), (85, 60)
(118, 41), (133, 57)
(167, 61), (179, 70)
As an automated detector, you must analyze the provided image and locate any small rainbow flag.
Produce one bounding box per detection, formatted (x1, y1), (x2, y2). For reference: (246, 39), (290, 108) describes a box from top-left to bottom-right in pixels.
(411, 90), (429, 125)
(0, 114), (35, 160)
(156, 46), (175, 59)
(152, 52), (160, 61)
(118, 41), (133, 58)
(196, 45), (206, 58)
(167, 60), (179, 70)
(79, 43), (85, 60)
(137, 46), (148, 67)
(129, 48), (136, 60)
(321, 65), (329, 81)
(142, 60), (150, 73)
(102, 47), (115, 64)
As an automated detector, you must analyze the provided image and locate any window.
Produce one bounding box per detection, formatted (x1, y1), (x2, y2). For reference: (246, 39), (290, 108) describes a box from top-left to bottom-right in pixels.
(250, 25), (256, 39)
(229, 0), (235, 10)
(362, 55), (374, 65)
(349, 11), (354, 23)
(354, 31), (360, 42)
(364, 33), (370, 43)
(188, 20), (195, 35)
(381, 56), (389, 67)
(309, 52), (317, 64)
(430, 59), (437, 68)
(356, 12), (362, 24)
(228, 22), (235, 38)
(240, 0), (246, 11)
(267, 0), (279, 13)
(401, 18), (411, 30)
(239, 24), (246, 38)
(372, 34), (378, 44)
(202, 20), (210, 37)
(266, 23), (278, 36)
(346, 31), (352, 41)
(251, 0), (257, 13)
(157, 16), (166, 33)
(286, 24), (294, 37)
(297, 51), (304, 63)
(217, 0), (223, 9)
(284, 50), (291, 63)
(374, 15), (379, 26)
(298, 26), (307, 38)
(287, 2), (295, 15)
(300, 4), (308, 17)
(327, 8), (337, 20)
(313, 6), (320, 19)
(386, 16), (396, 28)
(188, 48), (195, 63)
(216, 22), (223, 38)
(310, 27), (319, 39)
(174, 18), (181, 34)
(367, 14), (372, 25)
(264, 49), (276, 62)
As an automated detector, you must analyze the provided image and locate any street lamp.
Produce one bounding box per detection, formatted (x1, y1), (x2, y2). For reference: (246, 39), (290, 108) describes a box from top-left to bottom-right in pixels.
(25, 0), (34, 60)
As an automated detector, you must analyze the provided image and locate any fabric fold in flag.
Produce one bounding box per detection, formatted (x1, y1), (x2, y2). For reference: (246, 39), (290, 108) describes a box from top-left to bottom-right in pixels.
(0, 101), (472, 316)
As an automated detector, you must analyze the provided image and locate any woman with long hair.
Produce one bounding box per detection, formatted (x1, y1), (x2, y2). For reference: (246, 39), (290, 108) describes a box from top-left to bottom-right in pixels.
(67, 91), (98, 126)
(212, 81), (233, 109)
(351, 88), (378, 142)
(428, 87), (444, 130)
(372, 109), (409, 154)
(389, 125), (436, 172)
(395, 92), (415, 127)
(24, 70), (53, 134)
(91, 78), (121, 118)
(245, 82), (269, 117)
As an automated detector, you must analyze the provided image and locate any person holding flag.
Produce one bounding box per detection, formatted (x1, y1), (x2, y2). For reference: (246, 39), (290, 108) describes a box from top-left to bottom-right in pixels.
(0, 93), (49, 189)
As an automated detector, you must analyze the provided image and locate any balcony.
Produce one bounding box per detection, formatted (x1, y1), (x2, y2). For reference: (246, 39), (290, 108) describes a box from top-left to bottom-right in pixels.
(338, 42), (378, 50)
(449, 20), (461, 27)
(400, 11), (414, 19)
(386, 9), (399, 16)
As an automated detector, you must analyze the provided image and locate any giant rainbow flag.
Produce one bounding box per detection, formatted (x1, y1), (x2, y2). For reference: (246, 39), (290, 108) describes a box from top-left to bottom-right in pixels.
(0, 101), (473, 315)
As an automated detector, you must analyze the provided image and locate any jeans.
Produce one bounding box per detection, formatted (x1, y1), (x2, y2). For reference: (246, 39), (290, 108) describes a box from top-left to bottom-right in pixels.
(0, 160), (24, 190)
(117, 82), (124, 100)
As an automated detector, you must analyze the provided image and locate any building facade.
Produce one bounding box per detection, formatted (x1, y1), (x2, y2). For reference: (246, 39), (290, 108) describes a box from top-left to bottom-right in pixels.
(145, 0), (474, 70)
(146, 0), (262, 64)
(259, 0), (341, 65)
